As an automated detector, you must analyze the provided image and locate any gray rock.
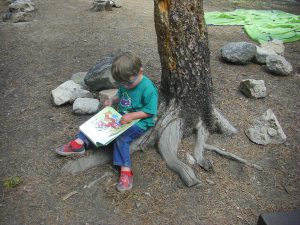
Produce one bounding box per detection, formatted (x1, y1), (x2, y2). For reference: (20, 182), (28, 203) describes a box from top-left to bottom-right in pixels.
(71, 72), (88, 90)
(2, 0), (35, 22)
(73, 98), (100, 115)
(84, 57), (117, 91)
(255, 47), (277, 64)
(91, 0), (112, 11)
(2, 11), (32, 22)
(112, 0), (122, 8)
(261, 39), (285, 56)
(221, 42), (257, 64)
(239, 79), (267, 99)
(246, 109), (287, 145)
(9, 0), (35, 13)
(266, 55), (293, 76)
(51, 80), (93, 106)
(98, 89), (118, 105)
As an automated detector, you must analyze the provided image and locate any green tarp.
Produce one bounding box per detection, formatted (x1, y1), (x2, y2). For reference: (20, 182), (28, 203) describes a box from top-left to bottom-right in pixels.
(204, 9), (300, 43)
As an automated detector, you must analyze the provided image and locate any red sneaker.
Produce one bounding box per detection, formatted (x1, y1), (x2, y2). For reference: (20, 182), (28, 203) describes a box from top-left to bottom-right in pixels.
(116, 172), (133, 192)
(55, 141), (85, 156)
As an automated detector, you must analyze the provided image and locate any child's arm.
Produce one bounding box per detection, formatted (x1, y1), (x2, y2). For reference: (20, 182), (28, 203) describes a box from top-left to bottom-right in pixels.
(104, 95), (120, 107)
(120, 111), (151, 125)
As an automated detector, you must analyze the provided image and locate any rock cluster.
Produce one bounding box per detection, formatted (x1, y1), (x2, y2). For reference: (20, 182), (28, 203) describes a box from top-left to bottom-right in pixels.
(221, 40), (293, 76)
(51, 58), (118, 115)
(220, 40), (290, 145)
(2, 0), (35, 23)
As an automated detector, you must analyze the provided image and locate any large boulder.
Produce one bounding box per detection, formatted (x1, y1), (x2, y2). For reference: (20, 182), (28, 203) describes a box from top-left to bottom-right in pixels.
(51, 80), (93, 106)
(239, 79), (267, 99)
(246, 109), (287, 145)
(266, 55), (293, 76)
(84, 57), (117, 91)
(221, 42), (257, 64)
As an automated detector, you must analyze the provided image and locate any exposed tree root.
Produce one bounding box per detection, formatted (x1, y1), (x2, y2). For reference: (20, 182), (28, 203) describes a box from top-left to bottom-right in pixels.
(204, 144), (263, 171)
(193, 108), (263, 172)
(134, 103), (263, 186)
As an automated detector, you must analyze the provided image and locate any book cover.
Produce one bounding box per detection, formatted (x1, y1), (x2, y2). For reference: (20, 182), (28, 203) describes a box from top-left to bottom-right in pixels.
(79, 107), (139, 147)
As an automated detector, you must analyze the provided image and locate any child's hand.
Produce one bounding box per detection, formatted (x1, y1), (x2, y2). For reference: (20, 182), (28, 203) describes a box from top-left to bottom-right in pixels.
(120, 114), (133, 125)
(104, 98), (113, 107)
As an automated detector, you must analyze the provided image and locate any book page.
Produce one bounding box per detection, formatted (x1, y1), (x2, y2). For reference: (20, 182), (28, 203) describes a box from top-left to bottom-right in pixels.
(79, 107), (139, 146)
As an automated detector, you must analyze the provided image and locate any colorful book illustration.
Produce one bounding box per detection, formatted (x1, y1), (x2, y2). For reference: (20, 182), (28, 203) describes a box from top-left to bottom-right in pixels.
(79, 107), (140, 147)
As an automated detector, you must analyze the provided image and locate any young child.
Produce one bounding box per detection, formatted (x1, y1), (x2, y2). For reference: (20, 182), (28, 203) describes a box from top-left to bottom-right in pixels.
(56, 51), (158, 192)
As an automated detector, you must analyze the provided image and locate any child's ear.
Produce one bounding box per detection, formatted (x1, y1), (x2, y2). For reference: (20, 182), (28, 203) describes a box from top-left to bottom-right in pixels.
(139, 67), (144, 74)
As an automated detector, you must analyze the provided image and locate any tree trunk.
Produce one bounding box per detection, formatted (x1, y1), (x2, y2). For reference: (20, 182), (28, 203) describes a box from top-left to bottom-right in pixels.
(154, 0), (214, 134)
(149, 0), (253, 186)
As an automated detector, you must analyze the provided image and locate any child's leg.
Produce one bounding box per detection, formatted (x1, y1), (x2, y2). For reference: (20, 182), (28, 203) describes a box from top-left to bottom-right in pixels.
(55, 132), (91, 156)
(75, 132), (91, 147)
(113, 125), (145, 192)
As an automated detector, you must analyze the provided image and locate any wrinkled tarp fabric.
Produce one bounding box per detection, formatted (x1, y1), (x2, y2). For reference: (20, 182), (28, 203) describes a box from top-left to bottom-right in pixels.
(204, 9), (300, 43)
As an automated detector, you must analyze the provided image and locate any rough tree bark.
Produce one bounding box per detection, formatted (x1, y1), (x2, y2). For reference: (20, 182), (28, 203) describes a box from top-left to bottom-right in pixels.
(132, 0), (262, 186)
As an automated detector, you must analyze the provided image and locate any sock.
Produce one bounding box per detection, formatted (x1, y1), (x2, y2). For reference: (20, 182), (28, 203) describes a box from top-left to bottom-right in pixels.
(70, 140), (83, 149)
(121, 170), (133, 176)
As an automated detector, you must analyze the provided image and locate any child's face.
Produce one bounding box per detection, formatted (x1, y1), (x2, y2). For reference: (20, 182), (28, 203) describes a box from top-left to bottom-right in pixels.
(119, 68), (143, 89)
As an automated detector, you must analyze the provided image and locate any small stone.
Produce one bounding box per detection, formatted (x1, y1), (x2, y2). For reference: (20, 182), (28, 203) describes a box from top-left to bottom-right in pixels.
(261, 39), (285, 56)
(266, 55), (293, 76)
(112, 0), (122, 8)
(98, 89), (118, 105)
(255, 46), (277, 64)
(239, 79), (267, 99)
(144, 192), (151, 197)
(186, 153), (196, 165)
(73, 98), (100, 115)
(284, 142), (290, 147)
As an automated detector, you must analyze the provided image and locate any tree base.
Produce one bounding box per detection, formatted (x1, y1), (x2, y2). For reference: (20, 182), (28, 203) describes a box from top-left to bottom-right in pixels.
(132, 101), (262, 187)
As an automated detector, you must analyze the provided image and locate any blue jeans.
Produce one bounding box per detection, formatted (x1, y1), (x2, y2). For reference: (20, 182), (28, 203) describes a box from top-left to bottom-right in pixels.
(76, 125), (146, 168)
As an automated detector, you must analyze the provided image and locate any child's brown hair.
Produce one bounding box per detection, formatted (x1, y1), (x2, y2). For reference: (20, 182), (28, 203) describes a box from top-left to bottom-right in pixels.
(111, 52), (142, 82)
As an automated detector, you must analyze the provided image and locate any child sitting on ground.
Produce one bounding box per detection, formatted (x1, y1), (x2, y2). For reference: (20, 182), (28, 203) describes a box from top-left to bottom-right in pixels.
(56, 51), (158, 192)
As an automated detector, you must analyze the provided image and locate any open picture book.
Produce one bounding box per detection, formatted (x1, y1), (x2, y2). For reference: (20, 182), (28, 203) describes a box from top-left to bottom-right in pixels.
(79, 107), (140, 147)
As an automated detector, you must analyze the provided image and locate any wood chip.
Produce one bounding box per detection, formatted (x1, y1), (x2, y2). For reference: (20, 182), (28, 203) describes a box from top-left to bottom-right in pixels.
(62, 191), (78, 200)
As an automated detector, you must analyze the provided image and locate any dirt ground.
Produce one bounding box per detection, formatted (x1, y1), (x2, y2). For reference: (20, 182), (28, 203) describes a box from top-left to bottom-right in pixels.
(0, 0), (299, 224)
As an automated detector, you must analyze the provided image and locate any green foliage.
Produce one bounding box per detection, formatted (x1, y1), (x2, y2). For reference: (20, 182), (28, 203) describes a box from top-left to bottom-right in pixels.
(4, 176), (21, 188)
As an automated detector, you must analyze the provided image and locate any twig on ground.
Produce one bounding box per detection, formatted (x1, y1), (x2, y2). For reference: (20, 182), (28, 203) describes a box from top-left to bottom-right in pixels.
(62, 191), (78, 200)
(204, 144), (263, 170)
